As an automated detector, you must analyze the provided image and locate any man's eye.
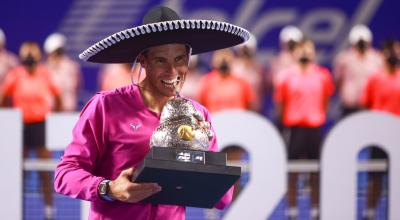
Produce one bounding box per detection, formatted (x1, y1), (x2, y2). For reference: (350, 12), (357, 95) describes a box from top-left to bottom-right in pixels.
(155, 59), (165, 64)
(175, 56), (186, 63)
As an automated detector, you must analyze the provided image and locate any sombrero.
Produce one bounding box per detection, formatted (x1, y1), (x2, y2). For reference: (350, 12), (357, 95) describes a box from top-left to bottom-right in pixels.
(79, 6), (250, 63)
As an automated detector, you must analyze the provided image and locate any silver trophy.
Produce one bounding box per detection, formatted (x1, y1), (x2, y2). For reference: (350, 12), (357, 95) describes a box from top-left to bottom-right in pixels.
(133, 97), (240, 208)
(150, 97), (213, 151)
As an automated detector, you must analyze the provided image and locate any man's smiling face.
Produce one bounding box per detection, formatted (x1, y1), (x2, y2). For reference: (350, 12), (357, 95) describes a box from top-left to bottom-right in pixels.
(140, 44), (189, 98)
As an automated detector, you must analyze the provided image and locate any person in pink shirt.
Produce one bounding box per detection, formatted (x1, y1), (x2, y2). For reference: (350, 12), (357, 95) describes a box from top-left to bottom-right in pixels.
(2, 41), (62, 220)
(0, 28), (19, 93)
(361, 41), (400, 116)
(333, 25), (384, 118)
(54, 6), (250, 220)
(269, 26), (303, 130)
(231, 35), (265, 112)
(198, 48), (257, 113)
(44, 33), (82, 112)
(360, 40), (400, 220)
(274, 39), (334, 220)
(270, 25), (303, 86)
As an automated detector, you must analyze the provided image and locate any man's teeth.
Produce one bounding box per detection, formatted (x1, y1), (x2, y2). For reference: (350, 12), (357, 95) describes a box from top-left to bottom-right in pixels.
(161, 77), (181, 87)
(162, 79), (177, 84)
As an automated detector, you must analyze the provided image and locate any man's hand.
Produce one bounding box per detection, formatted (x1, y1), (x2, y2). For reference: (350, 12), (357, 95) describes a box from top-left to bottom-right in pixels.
(108, 168), (161, 203)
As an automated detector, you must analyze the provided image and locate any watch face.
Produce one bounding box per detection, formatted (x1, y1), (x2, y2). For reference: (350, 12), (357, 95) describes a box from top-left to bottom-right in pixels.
(99, 182), (107, 195)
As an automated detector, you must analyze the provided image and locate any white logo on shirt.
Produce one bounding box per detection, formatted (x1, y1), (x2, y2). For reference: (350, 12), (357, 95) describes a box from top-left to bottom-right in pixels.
(130, 122), (142, 131)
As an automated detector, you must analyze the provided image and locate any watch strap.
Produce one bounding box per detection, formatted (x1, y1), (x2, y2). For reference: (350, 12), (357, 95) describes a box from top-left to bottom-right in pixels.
(99, 179), (114, 202)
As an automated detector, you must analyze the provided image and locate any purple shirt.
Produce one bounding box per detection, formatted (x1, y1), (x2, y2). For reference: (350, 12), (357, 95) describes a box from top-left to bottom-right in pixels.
(54, 85), (233, 220)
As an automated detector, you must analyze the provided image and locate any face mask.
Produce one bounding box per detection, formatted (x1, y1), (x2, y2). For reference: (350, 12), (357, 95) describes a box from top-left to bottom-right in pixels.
(218, 60), (230, 74)
(299, 56), (310, 64)
(386, 54), (399, 66)
(355, 40), (368, 52)
(53, 48), (65, 56)
(287, 40), (297, 52)
(22, 55), (37, 67)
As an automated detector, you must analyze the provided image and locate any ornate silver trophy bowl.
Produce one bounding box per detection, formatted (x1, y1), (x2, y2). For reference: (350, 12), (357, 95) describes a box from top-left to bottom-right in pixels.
(150, 97), (213, 151)
(133, 97), (241, 208)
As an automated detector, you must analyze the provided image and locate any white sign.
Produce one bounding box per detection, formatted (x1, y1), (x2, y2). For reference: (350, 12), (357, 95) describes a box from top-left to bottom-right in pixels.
(321, 111), (400, 220)
(213, 110), (287, 220)
(46, 112), (79, 151)
(0, 109), (22, 219)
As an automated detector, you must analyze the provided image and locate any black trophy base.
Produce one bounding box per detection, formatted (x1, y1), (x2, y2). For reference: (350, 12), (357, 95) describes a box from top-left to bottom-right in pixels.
(132, 147), (241, 208)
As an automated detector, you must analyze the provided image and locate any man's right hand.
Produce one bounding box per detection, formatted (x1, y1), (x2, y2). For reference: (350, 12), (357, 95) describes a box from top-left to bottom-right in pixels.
(108, 167), (161, 203)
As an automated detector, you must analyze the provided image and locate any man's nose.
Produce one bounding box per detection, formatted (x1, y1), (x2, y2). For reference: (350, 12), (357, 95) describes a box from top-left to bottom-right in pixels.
(166, 62), (179, 75)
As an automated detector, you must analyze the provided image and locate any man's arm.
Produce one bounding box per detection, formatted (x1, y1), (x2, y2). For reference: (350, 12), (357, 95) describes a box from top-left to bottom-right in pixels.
(54, 95), (109, 202)
(54, 94), (160, 203)
(1, 69), (16, 107)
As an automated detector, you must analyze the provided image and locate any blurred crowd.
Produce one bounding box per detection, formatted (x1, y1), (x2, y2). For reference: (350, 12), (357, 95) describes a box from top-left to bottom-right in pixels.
(2, 25), (399, 123)
(0, 24), (399, 220)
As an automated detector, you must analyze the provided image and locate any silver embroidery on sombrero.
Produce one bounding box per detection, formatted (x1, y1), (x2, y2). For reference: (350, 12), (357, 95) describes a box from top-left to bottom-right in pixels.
(79, 20), (250, 61)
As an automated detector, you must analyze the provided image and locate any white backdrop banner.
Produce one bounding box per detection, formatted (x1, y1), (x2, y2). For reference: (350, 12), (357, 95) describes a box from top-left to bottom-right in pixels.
(213, 110), (287, 220)
(321, 111), (400, 220)
(0, 109), (22, 219)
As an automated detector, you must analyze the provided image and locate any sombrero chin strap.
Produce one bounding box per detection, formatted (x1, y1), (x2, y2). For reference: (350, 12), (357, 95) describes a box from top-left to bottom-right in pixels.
(130, 58), (142, 87)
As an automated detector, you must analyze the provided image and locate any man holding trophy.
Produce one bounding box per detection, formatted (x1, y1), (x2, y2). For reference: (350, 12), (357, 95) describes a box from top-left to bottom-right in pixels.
(54, 6), (249, 219)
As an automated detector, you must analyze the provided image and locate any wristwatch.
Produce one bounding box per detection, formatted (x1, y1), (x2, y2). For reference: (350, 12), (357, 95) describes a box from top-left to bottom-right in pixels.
(98, 179), (114, 201)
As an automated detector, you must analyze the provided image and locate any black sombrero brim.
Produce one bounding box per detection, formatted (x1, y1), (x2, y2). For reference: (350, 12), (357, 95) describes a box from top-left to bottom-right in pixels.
(79, 20), (250, 63)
